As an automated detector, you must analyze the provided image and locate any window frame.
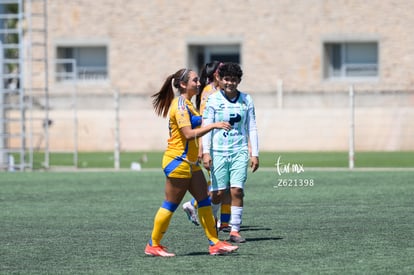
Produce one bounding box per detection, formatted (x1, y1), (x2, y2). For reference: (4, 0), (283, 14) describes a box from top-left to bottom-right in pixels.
(54, 39), (109, 84)
(322, 37), (379, 82)
(186, 37), (243, 71)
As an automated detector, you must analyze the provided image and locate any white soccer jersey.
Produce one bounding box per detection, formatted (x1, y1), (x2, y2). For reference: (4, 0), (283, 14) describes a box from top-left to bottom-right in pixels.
(202, 90), (259, 156)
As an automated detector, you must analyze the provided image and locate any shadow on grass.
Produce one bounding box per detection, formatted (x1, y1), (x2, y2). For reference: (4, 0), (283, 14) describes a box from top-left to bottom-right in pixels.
(245, 237), (283, 242)
(184, 236), (283, 256)
(184, 251), (240, 256)
(236, 225), (283, 242)
(240, 225), (272, 232)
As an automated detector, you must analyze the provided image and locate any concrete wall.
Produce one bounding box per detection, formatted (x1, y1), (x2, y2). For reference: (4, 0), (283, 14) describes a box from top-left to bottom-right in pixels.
(37, 107), (414, 152)
(12, 92), (414, 152)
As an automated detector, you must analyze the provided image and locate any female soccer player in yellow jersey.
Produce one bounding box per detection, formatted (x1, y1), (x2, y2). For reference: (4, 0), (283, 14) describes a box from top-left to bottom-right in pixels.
(182, 61), (233, 232)
(145, 68), (238, 257)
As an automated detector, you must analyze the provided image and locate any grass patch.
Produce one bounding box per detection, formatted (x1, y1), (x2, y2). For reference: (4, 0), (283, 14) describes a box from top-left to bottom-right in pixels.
(1, 170), (413, 274)
(18, 151), (414, 169)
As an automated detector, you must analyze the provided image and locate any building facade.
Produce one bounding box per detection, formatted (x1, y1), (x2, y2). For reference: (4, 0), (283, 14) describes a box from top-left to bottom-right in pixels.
(29, 0), (414, 152)
(45, 0), (414, 93)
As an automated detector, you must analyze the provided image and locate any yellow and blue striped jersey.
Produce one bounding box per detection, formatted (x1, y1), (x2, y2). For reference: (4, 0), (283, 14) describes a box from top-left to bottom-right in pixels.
(165, 96), (201, 163)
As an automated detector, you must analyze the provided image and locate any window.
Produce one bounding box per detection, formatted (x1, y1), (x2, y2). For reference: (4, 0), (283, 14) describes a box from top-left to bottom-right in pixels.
(324, 42), (378, 79)
(56, 46), (108, 82)
(188, 44), (241, 71)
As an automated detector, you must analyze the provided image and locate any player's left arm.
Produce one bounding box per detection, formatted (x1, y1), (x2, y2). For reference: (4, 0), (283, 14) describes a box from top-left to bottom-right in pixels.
(247, 100), (259, 172)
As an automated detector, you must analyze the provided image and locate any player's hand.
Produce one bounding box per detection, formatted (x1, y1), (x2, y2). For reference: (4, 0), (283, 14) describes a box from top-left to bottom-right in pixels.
(202, 153), (212, 171)
(214, 121), (231, 131)
(250, 156), (259, 173)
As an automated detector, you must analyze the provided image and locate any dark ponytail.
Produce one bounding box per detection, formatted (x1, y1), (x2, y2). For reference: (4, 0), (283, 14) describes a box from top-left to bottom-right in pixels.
(196, 61), (221, 109)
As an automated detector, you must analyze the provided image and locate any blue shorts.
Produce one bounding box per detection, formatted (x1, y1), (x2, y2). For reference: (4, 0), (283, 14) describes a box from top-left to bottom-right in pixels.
(210, 150), (249, 191)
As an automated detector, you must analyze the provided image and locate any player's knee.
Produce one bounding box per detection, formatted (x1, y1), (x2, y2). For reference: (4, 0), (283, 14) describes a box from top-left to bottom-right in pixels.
(231, 187), (244, 199)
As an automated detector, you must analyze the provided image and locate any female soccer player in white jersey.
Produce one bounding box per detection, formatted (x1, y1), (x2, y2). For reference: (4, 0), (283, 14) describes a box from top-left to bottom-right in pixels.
(202, 62), (259, 243)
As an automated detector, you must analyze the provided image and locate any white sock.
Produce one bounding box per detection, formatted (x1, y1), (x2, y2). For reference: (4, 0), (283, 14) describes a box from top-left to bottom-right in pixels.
(230, 206), (243, 232)
(211, 203), (221, 220)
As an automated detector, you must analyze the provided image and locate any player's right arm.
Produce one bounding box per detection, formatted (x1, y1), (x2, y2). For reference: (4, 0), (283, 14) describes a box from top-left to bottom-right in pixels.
(180, 122), (231, 141)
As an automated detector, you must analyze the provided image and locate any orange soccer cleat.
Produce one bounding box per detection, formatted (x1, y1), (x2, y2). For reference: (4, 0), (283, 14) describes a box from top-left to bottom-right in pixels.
(144, 243), (175, 257)
(209, 241), (238, 255)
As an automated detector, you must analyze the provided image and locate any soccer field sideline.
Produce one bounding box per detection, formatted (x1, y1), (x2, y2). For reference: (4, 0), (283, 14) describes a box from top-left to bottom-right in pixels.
(41, 166), (414, 173)
(17, 151), (414, 170)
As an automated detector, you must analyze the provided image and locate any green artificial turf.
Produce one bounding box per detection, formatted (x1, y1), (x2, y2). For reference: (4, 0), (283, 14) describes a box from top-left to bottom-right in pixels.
(18, 151), (414, 169)
(1, 170), (413, 274)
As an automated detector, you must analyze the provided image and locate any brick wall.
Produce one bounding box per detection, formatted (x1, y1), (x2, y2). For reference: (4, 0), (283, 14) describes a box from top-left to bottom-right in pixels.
(43, 0), (414, 94)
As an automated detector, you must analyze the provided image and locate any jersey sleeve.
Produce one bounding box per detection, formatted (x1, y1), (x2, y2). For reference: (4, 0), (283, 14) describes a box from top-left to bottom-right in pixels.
(202, 97), (215, 154)
(247, 97), (259, 157)
(175, 100), (191, 129)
